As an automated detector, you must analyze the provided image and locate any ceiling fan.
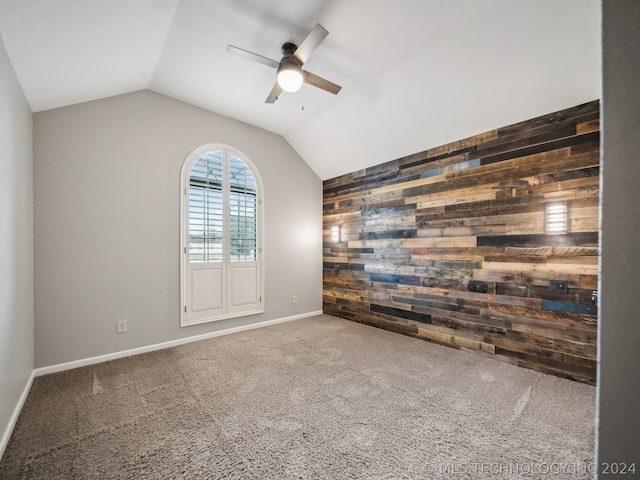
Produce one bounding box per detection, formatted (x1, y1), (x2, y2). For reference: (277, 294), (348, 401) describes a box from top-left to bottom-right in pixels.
(226, 23), (342, 104)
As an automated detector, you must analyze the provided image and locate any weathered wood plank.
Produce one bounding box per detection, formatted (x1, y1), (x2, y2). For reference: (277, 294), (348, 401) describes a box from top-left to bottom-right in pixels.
(495, 100), (598, 137)
(481, 261), (598, 275)
(479, 131), (599, 168)
(580, 275), (598, 290)
(577, 119), (600, 135)
(477, 232), (598, 248)
(348, 236), (477, 249)
(505, 246), (598, 256)
(541, 299), (597, 316)
(417, 326), (496, 353)
(527, 285), (596, 304)
(370, 272), (421, 286)
(494, 347), (596, 384)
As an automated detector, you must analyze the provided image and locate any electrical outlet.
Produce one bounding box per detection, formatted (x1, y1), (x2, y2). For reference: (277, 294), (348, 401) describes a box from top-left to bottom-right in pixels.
(116, 320), (127, 334)
(292, 296), (297, 305)
(549, 279), (568, 294)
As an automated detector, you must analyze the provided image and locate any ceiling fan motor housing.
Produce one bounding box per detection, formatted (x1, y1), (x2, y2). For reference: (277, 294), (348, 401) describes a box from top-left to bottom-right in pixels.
(281, 42), (298, 57)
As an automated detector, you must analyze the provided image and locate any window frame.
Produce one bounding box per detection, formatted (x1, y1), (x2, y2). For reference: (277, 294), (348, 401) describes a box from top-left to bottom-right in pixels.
(180, 144), (264, 327)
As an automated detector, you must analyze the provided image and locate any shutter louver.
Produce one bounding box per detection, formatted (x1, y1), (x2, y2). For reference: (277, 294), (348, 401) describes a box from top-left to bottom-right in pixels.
(189, 151), (224, 263)
(229, 155), (257, 262)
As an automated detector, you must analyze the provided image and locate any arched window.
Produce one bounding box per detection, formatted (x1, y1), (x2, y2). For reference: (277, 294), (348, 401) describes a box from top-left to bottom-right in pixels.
(180, 145), (263, 326)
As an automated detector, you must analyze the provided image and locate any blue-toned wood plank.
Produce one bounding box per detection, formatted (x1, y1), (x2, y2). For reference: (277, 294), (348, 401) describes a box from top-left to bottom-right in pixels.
(541, 299), (597, 316)
(370, 272), (421, 286)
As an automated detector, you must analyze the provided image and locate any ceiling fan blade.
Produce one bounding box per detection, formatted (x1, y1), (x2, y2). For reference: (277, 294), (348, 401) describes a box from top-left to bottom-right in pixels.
(292, 23), (328, 65)
(302, 70), (342, 95)
(265, 82), (283, 103)
(226, 45), (280, 69)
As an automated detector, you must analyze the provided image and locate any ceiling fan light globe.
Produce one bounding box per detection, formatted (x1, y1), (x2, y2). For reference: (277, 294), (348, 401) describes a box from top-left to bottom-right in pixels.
(277, 68), (304, 92)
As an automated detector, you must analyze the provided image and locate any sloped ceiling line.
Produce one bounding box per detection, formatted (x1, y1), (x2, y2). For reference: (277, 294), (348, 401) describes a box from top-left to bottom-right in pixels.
(0, 0), (601, 180)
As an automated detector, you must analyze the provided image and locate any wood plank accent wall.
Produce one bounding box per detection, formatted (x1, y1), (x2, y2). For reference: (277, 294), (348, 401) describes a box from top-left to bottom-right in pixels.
(323, 100), (599, 384)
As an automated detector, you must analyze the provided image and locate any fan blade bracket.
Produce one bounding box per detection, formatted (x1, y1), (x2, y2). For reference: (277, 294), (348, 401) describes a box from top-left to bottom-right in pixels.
(302, 70), (342, 95)
(293, 23), (329, 65)
(265, 82), (283, 104)
(226, 45), (280, 69)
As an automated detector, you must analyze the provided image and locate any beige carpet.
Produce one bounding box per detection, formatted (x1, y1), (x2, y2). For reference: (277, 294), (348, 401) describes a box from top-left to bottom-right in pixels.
(1, 314), (595, 479)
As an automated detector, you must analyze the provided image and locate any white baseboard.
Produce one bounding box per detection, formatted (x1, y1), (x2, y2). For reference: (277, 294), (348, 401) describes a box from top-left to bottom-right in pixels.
(0, 370), (35, 460)
(35, 310), (322, 377)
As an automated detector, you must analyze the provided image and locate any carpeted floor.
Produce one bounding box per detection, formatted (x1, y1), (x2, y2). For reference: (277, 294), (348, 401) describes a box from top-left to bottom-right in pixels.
(1, 314), (596, 479)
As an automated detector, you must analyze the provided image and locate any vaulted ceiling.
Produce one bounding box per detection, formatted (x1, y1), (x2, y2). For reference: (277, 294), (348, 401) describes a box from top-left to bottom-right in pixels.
(0, 0), (600, 179)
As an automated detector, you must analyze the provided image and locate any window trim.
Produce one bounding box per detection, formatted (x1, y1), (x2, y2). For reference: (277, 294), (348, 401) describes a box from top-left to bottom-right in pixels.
(180, 144), (264, 327)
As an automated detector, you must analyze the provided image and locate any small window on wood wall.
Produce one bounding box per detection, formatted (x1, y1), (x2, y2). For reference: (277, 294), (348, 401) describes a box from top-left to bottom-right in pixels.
(180, 144), (264, 327)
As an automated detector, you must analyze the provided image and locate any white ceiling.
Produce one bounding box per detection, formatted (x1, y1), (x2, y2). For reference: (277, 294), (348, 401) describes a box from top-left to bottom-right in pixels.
(0, 0), (601, 180)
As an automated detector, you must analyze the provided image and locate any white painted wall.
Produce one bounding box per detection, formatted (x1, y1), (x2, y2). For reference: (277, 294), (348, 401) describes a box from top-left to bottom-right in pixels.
(33, 90), (322, 368)
(0, 35), (34, 453)
(598, 1), (640, 470)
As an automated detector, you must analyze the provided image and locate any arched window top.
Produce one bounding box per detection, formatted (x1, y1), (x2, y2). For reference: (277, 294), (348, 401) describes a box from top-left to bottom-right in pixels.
(182, 145), (262, 194)
(180, 144), (264, 326)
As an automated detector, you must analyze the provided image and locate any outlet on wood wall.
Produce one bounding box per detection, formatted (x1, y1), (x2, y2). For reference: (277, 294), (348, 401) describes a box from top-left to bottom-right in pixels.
(323, 100), (599, 384)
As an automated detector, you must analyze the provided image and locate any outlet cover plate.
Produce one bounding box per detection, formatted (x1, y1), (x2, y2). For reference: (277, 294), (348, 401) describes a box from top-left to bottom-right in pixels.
(116, 320), (127, 334)
(549, 279), (568, 294)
